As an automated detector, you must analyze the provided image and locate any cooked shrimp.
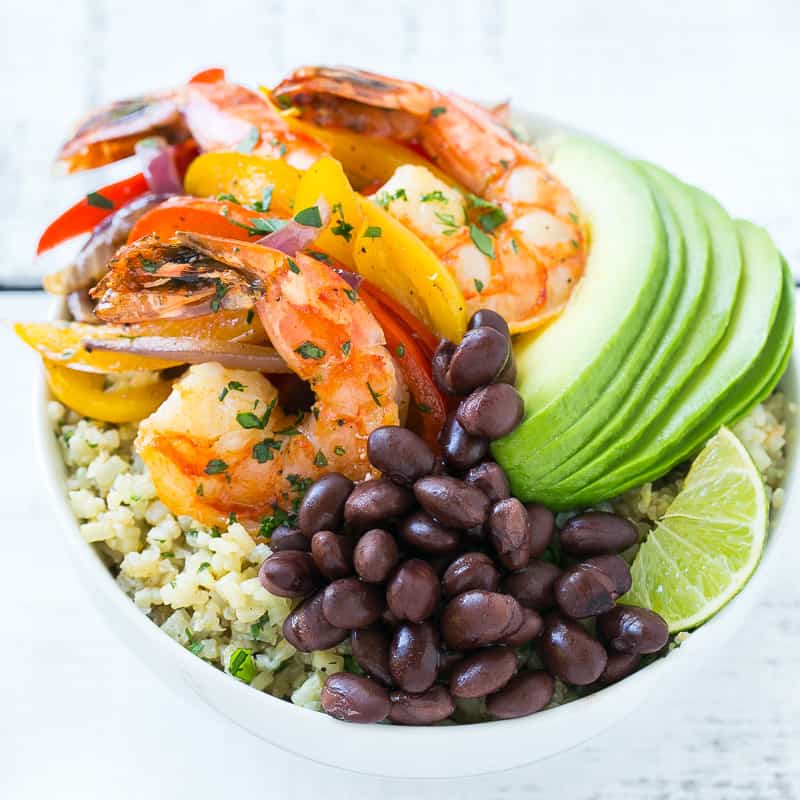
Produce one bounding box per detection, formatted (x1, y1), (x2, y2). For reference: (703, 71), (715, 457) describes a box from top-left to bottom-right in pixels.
(95, 233), (400, 529)
(58, 79), (326, 173)
(273, 66), (588, 332)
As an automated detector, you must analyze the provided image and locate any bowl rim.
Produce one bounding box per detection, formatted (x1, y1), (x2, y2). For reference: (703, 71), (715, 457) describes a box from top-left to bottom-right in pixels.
(34, 110), (800, 759)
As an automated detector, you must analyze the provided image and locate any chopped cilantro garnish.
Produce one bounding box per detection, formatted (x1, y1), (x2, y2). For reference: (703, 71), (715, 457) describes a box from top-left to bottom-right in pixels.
(478, 207), (507, 232)
(228, 381), (246, 392)
(396, 343), (405, 358)
(204, 459), (228, 475)
(421, 190), (447, 203)
(367, 381), (382, 407)
(190, 642), (204, 656)
(417, 402), (431, 413)
(331, 219), (354, 241)
(198, 562), (211, 572)
(314, 450), (328, 467)
(430, 106), (447, 118)
(571, 239), (580, 249)
(511, 238), (519, 254)
(435, 211), (459, 234)
(294, 205), (323, 228)
(287, 257), (300, 274)
(344, 287), (358, 303)
(341, 340), (351, 356)
(196, 483), (204, 496)
(334, 446), (346, 456)
(236, 412), (266, 429)
(250, 185), (274, 213)
(474, 278), (485, 293)
(469, 224), (495, 259)
(216, 192), (240, 204)
(229, 648), (257, 683)
(499, 158), (510, 170)
(139, 255), (159, 273)
(258, 507), (292, 537)
(210, 278), (228, 313)
(253, 438), (281, 462)
(295, 341), (325, 360)
(86, 191), (114, 209)
(364, 226), (382, 238)
(308, 250), (332, 264)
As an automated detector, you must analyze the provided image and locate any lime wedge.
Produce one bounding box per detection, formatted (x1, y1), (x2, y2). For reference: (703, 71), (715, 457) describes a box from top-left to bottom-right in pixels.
(622, 427), (768, 632)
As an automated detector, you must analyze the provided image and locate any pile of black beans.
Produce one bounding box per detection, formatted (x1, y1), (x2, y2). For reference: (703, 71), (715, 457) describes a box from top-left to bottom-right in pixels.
(258, 310), (669, 725)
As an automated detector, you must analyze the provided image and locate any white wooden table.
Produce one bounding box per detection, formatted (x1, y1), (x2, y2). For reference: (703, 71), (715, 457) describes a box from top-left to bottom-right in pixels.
(2, 1), (800, 797)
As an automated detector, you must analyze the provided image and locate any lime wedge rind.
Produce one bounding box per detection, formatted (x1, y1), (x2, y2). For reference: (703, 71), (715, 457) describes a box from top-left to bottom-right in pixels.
(622, 427), (768, 632)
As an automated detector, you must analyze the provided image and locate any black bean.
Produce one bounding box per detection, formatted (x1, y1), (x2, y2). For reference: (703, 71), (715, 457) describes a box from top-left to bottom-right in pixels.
(386, 559), (439, 623)
(582, 555), (632, 597)
(598, 651), (641, 685)
(399, 511), (461, 555)
(450, 647), (518, 698)
(560, 511), (639, 557)
(555, 564), (617, 619)
(413, 476), (490, 529)
(486, 671), (555, 719)
(351, 627), (393, 685)
(468, 308), (510, 338)
(501, 607), (544, 647)
(367, 426), (435, 486)
(437, 649), (465, 678)
(446, 326), (510, 394)
(344, 479), (414, 529)
(258, 551), (320, 598)
(282, 590), (348, 652)
(320, 673), (390, 724)
(502, 561), (563, 610)
(389, 622), (439, 693)
(442, 552), (500, 597)
(488, 497), (531, 571)
(297, 472), (353, 537)
(353, 528), (399, 583)
(539, 612), (608, 685)
(439, 413), (489, 471)
(441, 590), (523, 650)
(597, 604), (669, 655)
(464, 462), (510, 504)
(456, 384), (524, 440)
(269, 525), (310, 552)
(432, 339), (456, 394)
(322, 577), (385, 629)
(310, 530), (354, 580)
(495, 355), (517, 387)
(526, 503), (555, 558)
(388, 685), (456, 725)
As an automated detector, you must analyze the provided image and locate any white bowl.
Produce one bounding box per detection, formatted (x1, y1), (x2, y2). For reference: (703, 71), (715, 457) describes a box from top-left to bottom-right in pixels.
(36, 112), (799, 778)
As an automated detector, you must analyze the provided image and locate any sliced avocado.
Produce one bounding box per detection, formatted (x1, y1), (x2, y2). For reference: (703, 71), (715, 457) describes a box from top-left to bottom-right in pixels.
(528, 182), (741, 506)
(491, 136), (668, 493)
(558, 218), (784, 509)
(501, 171), (686, 484)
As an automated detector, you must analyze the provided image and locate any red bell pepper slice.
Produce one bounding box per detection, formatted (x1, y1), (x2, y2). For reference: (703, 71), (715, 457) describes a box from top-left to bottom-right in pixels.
(189, 67), (227, 84)
(37, 173), (149, 255)
(37, 142), (199, 255)
(126, 196), (283, 244)
(358, 281), (447, 447)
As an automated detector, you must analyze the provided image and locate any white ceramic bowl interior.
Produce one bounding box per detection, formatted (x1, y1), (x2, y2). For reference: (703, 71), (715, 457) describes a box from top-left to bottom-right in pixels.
(37, 111), (799, 779)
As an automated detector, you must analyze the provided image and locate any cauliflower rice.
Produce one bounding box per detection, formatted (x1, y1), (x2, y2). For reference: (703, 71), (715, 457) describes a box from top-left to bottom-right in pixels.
(49, 392), (793, 716)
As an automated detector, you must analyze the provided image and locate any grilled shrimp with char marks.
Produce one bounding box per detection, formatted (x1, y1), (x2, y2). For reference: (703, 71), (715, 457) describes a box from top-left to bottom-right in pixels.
(58, 78), (326, 173)
(274, 66), (588, 332)
(92, 233), (400, 530)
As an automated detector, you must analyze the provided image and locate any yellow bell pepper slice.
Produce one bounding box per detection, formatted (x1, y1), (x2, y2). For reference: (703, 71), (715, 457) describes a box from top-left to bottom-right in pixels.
(353, 198), (467, 342)
(15, 310), (264, 373)
(280, 113), (458, 191)
(293, 155), (365, 267)
(184, 153), (301, 213)
(45, 361), (171, 423)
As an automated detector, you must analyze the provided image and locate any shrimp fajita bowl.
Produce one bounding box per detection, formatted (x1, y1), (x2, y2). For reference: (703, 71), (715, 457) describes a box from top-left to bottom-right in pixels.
(21, 66), (796, 773)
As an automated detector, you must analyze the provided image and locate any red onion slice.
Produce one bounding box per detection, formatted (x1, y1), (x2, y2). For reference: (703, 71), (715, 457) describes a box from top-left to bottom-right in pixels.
(83, 336), (291, 373)
(135, 137), (182, 195)
(257, 197), (330, 255)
